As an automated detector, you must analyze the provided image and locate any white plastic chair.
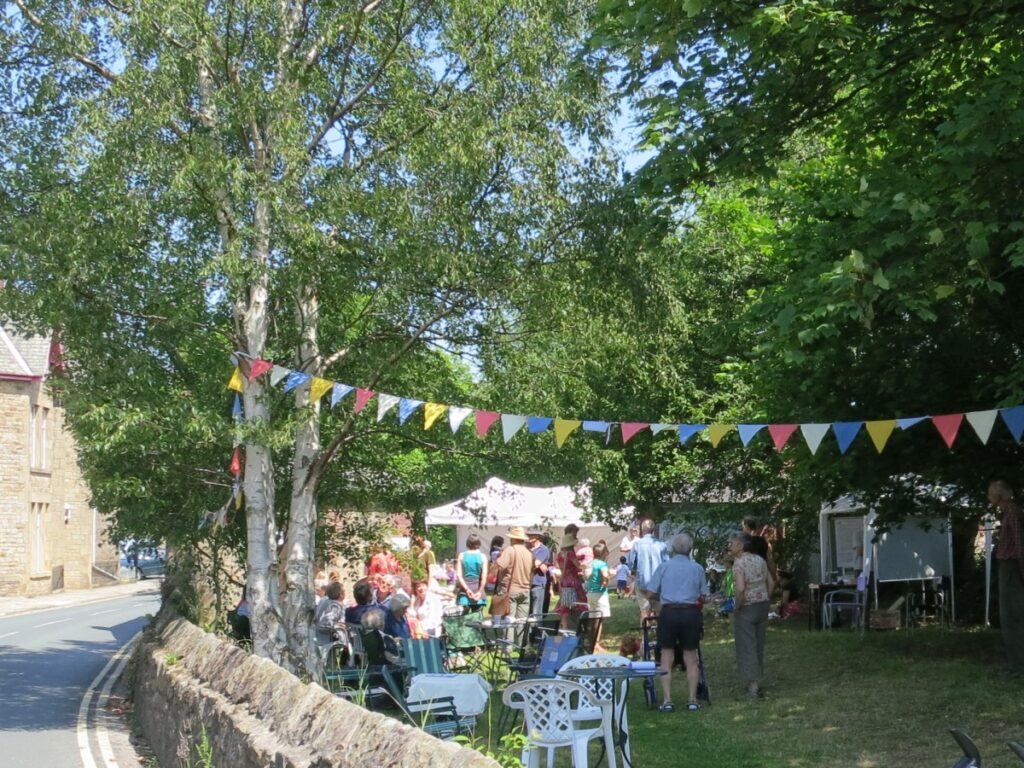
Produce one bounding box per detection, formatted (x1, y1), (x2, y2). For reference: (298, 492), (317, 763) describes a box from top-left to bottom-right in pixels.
(502, 678), (604, 768)
(557, 654), (631, 768)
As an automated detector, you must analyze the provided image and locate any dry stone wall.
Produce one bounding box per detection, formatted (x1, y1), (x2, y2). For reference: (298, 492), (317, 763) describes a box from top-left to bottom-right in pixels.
(133, 614), (500, 768)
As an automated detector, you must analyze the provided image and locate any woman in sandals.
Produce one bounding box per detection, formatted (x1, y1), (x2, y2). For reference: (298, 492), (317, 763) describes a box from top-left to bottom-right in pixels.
(730, 530), (775, 700)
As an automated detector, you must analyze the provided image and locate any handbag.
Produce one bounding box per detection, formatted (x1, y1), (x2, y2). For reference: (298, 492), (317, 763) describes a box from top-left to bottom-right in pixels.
(489, 592), (510, 617)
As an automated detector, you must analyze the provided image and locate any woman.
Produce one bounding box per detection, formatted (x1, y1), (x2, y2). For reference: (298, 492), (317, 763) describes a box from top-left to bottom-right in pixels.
(585, 541), (612, 652)
(384, 593), (413, 641)
(730, 531), (775, 699)
(554, 530), (586, 630)
(410, 578), (443, 638)
(456, 533), (488, 610)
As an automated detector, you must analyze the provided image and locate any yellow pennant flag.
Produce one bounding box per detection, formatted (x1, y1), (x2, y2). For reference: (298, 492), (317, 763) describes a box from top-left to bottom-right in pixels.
(865, 419), (897, 453)
(708, 423), (736, 448)
(424, 402), (448, 430)
(227, 366), (245, 393)
(310, 377), (334, 403)
(554, 418), (582, 448)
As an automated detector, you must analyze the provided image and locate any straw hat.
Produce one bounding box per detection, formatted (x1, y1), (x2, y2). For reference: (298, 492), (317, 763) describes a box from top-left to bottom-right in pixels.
(508, 526), (528, 541)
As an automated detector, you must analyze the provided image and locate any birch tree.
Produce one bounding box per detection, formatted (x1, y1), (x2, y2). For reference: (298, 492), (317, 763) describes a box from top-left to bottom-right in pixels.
(0, 0), (617, 674)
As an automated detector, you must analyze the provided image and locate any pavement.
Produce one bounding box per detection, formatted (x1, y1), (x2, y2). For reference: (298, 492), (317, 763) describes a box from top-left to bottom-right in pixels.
(0, 577), (161, 618)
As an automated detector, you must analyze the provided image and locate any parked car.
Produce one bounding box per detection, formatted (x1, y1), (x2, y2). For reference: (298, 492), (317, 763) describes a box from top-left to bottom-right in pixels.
(135, 553), (166, 579)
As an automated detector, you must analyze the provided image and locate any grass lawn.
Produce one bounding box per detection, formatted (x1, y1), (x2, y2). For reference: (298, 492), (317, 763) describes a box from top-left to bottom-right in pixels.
(470, 598), (1024, 767)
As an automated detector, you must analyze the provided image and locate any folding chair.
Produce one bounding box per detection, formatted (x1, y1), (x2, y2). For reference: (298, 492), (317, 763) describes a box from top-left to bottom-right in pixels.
(380, 666), (476, 741)
(823, 576), (867, 630)
(404, 637), (446, 676)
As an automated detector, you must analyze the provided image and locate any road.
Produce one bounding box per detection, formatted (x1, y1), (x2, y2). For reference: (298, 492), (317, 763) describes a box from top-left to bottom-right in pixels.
(0, 590), (162, 768)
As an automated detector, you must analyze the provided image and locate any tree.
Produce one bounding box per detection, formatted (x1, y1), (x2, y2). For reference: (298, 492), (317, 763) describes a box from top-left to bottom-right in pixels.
(0, 0), (619, 675)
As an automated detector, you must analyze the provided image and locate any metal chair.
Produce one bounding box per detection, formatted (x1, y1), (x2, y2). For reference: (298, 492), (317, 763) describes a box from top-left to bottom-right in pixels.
(380, 665), (476, 741)
(823, 577), (867, 630)
(950, 728), (981, 768)
(909, 580), (948, 628)
(502, 678), (605, 768)
(557, 654), (630, 768)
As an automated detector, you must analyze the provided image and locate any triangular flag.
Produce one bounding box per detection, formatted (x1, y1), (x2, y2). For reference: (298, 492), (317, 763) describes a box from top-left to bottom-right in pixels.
(475, 410), (500, 438)
(768, 424), (799, 452)
(528, 417), (553, 433)
(248, 359), (273, 381)
(582, 421), (610, 432)
(896, 416), (927, 430)
(229, 446), (242, 476)
(354, 388), (375, 413)
(621, 422), (649, 445)
(449, 406), (473, 433)
(708, 423), (735, 448)
(424, 403), (448, 430)
(932, 413), (964, 449)
(270, 365), (290, 386)
(501, 414), (528, 443)
(553, 419), (582, 447)
(310, 377), (334, 404)
(398, 398), (424, 425)
(865, 420), (897, 453)
(650, 423), (675, 435)
(331, 383), (354, 408)
(737, 424), (765, 447)
(377, 394), (400, 421)
(1000, 405), (1024, 442)
(232, 395), (243, 422)
(283, 370), (311, 392)
(234, 486), (244, 511)
(227, 366), (245, 393)
(800, 423), (830, 454)
(677, 424), (707, 444)
(833, 421), (863, 454)
(965, 410), (998, 445)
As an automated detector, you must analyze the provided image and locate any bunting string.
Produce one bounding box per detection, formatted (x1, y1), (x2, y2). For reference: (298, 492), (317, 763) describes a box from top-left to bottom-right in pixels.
(224, 358), (1024, 455)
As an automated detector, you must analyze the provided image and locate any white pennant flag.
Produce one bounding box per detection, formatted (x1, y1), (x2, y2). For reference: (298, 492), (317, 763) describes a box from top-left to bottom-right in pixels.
(376, 393), (400, 422)
(270, 365), (291, 386)
(501, 414), (528, 443)
(966, 409), (998, 444)
(448, 406), (473, 433)
(801, 423), (830, 455)
(650, 423), (675, 435)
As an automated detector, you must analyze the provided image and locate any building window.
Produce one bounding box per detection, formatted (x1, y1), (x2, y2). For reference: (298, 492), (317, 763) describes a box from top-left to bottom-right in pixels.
(32, 502), (48, 573)
(30, 406), (49, 470)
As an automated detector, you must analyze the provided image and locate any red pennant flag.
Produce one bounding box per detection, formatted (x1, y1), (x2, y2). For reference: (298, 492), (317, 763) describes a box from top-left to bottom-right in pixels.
(248, 359), (273, 381)
(229, 446), (242, 476)
(620, 422), (649, 445)
(768, 424), (799, 452)
(932, 413), (964, 448)
(354, 388), (375, 414)
(475, 410), (500, 438)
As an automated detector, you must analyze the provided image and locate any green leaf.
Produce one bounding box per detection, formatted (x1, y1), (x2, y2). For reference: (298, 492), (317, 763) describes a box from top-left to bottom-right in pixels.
(928, 227), (945, 244)
(935, 285), (956, 299)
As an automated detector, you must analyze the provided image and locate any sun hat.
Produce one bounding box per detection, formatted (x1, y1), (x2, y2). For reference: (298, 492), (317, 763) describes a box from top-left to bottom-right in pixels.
(527, 528), (545, 538)
(508, 526), (528, 541)
(560, 532), (578, 548)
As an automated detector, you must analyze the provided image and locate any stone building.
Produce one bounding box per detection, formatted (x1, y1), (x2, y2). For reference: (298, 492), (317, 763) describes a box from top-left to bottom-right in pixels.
(0, 324), (117, 596)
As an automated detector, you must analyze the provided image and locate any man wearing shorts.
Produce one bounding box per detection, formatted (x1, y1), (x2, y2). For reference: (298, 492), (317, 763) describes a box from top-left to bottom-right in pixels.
(646, 533), (708, 712)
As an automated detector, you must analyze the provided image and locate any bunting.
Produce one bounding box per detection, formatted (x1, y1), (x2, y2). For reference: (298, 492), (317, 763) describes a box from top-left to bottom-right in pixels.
(224, 357), (1024, 457)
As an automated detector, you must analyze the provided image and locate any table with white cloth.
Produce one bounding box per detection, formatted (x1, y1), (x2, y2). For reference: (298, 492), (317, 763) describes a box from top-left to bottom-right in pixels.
(408, 672), (493, 716)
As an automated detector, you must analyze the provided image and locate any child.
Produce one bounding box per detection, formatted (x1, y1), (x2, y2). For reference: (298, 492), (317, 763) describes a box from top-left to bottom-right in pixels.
(615, 556), (630, 598)
(575, 537), (594, 569)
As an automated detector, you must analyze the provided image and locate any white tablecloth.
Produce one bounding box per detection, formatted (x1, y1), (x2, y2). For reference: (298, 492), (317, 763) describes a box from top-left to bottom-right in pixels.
(408, 673), (492, 716)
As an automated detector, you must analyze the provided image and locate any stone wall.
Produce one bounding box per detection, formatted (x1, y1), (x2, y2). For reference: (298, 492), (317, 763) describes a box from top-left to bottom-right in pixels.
(133, 615), (501, 768)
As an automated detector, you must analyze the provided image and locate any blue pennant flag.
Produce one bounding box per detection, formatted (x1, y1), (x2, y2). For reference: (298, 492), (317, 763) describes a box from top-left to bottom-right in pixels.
(582, 421), (610, 432)
(331, 383), (354, 408)
(1001, 405), (1024, 442)
(232, 394), (242, 420)
(737, 424), (766, 446)
(833, 421), (863, 454)
(398, 398), (424, 425)
(528, 416), (553, 433)
(677, 424), (708, 445)
(283, 371), (311, 392)
(896, 416), (927, 430)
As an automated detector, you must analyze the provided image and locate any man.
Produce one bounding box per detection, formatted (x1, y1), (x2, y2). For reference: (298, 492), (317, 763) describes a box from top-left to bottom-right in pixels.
(646, 533), (709, 712)
(527, 528), (552, 619)
(988, 480), (1024, 675)
(495, 526), (536, 621)
(628, 519), (669, 619)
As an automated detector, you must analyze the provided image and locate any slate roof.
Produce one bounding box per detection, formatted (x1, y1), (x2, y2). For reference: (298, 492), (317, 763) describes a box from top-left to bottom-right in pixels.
(0, 322), (51, 378)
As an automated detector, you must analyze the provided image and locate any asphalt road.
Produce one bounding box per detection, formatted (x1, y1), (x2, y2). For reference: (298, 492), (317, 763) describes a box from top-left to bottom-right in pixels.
(0, 591), (161, 768)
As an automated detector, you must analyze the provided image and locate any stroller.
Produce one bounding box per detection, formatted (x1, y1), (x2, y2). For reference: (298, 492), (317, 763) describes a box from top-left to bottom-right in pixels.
(640, 615), (711, 709)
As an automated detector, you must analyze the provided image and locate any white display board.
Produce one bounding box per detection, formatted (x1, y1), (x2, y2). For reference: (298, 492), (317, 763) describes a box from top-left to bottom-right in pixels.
(874, 519), (952, 582)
